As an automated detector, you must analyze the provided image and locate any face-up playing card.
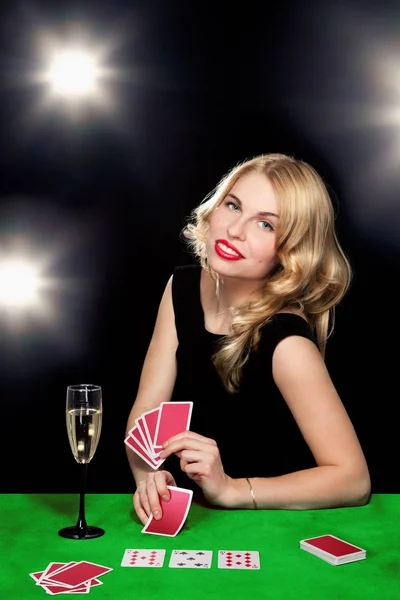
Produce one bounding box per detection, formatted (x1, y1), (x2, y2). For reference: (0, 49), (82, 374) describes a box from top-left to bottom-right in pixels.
(169, 550), (213, 568)
(142, 485), (193, 537)
(300, 534), (366, 565)
(218, 550), (260, 570)
(125, 402), (193, 469)
(121, 549), (166, 567)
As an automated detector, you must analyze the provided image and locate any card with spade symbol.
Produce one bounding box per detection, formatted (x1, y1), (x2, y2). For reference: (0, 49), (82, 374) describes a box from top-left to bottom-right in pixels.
(168, 550), (213, 568)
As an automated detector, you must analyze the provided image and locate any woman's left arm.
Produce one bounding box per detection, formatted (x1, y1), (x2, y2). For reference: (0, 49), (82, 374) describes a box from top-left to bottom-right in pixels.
(225, 335), (371, 510)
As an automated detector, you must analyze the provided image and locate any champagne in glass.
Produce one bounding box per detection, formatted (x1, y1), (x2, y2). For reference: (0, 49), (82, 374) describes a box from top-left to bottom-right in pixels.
(67, 405), (102, 463)
(58, 384), (105, 539)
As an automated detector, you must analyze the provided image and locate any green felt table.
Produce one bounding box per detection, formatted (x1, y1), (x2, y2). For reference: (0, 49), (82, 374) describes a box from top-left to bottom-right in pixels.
(1, 493), (399, 599)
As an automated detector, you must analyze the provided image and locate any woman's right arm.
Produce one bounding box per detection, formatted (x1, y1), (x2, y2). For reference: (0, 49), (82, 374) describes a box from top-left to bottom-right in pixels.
(125, 274), (178, 490)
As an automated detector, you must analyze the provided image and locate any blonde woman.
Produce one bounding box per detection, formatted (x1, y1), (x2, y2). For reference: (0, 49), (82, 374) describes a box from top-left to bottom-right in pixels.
(126, 153), (371, 524)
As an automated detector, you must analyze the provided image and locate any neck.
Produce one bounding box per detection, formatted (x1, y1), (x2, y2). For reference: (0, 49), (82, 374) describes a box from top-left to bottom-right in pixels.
(214, 276), (262, 315)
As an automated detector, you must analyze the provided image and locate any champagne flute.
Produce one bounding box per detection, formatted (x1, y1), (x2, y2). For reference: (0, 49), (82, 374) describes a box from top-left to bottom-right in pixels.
(58, 384), (105, 539)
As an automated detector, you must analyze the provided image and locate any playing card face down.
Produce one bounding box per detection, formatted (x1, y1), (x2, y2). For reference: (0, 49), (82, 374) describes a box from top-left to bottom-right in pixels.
(124, 401), (193, 469)
(169, 550), (213, 568)
(121, 549), (166, 567)
(44, 561), (113, 587)
(124, 430), (165, 470)
(142, 486), (193, 537)
(29, 560), (110, 594)
(154, 402), (193, 446)
(138, 409), (160, 456)
(218, 550), (260, 569)
(300, 534), (366, 565)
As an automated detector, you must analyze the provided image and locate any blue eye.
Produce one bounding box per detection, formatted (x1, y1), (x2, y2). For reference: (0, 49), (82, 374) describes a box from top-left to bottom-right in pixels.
(225, 201), (240, 211)
(259, 221), (274, 231)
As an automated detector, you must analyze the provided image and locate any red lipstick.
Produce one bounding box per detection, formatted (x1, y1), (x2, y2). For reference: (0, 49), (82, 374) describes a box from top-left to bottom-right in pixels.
(214, 239), (244, 261)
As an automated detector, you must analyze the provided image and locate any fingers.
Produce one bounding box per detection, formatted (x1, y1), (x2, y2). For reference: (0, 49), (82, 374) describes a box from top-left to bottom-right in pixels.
(154, 470), (173, 502)
(163, 470), (178, 491)
(179, 451), (213, 475)
(165, 431), (216, 447)
(146, 473), (163, 519)
(133, 470), (176, 524)
(160, 432), (217, 459)
(134, 477), (153, 524)
(133, 490), (150, 525)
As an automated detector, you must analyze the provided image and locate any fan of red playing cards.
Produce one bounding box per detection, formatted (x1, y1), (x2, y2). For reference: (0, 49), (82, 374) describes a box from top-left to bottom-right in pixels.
(29, 560), (113, 594)
(124, 401), (193, 470)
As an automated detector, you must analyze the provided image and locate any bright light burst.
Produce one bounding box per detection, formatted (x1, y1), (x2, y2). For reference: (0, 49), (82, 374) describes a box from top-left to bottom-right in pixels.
(0, 260), (41, 308)
(46, 49), (100, 97)
(29, 30), (123, 117)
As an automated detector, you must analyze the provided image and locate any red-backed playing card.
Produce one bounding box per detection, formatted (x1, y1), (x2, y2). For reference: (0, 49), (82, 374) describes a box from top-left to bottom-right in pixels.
(30, 562), (103, 594)
(125, 402), (193, 469)
(137, 408), (160, 456)
(154, 402), (193, 447)
(37, 561), (80, 588)
(135, 417), (155, 457)
(45, 561), (113, 587)
(142, 485), (193, 537)
(124, 431), (165, 470)
(128, 426), (151, 456)
(300, 534), (366, 565)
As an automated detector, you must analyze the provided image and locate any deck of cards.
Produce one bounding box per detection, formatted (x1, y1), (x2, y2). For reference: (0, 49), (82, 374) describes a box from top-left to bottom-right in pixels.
(29, 560), (113, 594)
(300, 534), (366, 565)
(124, 401), (193, 470)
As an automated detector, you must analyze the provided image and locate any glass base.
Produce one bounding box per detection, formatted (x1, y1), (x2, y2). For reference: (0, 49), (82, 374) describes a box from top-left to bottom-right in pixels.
(58, 525), (105, 540)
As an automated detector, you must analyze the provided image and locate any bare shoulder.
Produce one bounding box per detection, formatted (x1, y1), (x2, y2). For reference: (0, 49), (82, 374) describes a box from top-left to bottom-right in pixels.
(272, 334), (323, 377)
(272, 333), (338, 430)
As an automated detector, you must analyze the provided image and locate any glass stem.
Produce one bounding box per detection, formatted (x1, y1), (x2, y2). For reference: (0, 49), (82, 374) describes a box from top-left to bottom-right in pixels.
(76, 463), (88, 536)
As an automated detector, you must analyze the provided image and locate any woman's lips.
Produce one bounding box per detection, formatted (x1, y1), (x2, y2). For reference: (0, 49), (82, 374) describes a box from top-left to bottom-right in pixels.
(214, 240), (244, 261)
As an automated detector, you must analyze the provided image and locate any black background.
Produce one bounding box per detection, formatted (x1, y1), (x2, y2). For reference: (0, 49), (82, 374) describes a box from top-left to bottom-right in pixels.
(0, 0), (398, 494)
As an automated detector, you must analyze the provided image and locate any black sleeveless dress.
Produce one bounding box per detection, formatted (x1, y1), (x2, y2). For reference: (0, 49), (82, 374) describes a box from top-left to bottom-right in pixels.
(165, 264), (318, 491)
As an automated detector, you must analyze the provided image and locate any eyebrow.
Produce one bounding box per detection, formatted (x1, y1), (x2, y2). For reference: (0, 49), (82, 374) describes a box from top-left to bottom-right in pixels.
(227, 193), (280, 219)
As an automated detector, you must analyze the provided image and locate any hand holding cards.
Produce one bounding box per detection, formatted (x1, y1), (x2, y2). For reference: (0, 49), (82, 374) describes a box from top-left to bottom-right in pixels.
(124, 401), (193, 470)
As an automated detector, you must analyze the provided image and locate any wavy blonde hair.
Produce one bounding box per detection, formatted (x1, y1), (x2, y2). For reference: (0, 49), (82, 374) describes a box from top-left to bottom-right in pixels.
(182, 153), (352, 393)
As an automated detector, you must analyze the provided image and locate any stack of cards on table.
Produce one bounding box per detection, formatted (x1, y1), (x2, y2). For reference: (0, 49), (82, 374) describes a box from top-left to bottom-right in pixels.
(120, 549), (261, 569)
(124, 401), (193, 470)
(300, 534), (366, 565)
(29, 561), (113, 594)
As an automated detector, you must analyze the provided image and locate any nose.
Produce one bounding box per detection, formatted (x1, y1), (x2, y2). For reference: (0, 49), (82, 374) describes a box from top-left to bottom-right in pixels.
(227, 215), (246, 241)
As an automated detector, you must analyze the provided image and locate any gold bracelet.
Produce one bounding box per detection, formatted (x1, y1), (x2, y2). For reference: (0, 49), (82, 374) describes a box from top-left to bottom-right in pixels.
(246, 477), (258, 510)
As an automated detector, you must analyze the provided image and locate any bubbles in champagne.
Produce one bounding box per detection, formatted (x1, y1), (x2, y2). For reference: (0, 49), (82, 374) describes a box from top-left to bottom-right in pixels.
(67, 407), (102, 463)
